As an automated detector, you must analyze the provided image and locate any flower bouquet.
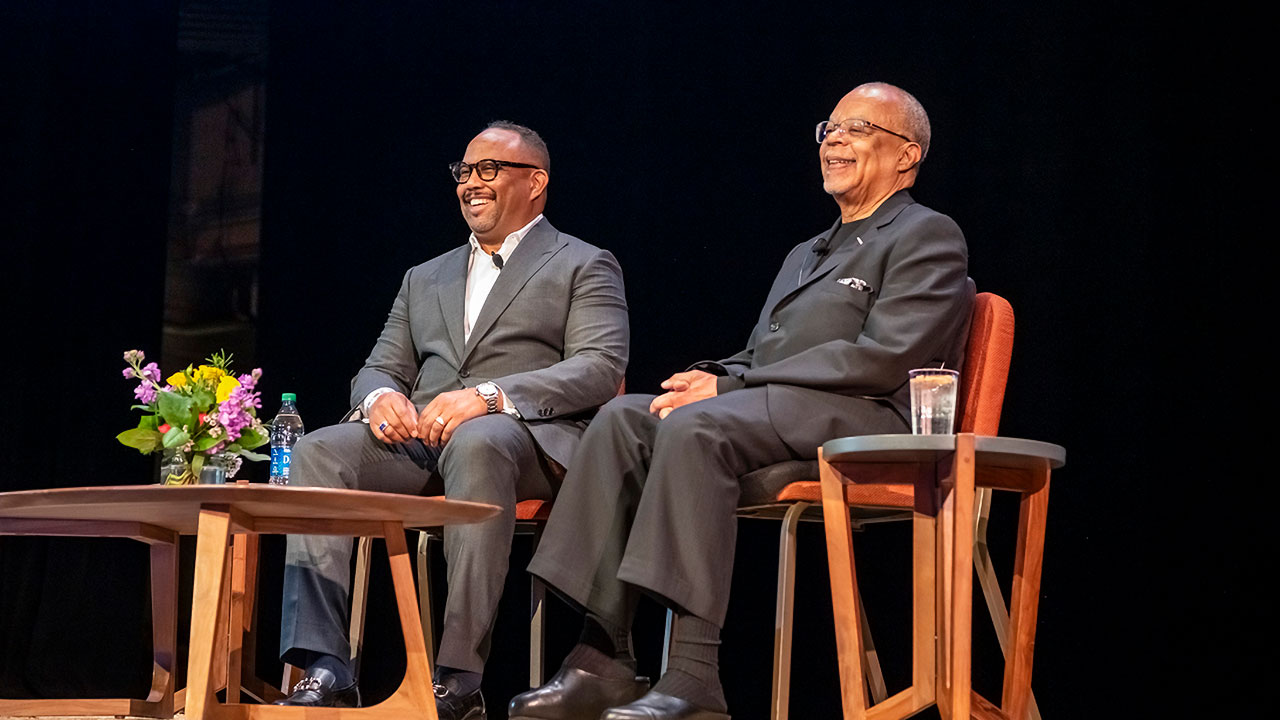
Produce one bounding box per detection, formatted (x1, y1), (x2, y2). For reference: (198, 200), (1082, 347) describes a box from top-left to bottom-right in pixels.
(117, 349), (269, 485)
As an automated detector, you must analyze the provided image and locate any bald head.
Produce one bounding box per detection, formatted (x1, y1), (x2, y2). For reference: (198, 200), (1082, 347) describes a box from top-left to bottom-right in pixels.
(849, 82), (931, 161)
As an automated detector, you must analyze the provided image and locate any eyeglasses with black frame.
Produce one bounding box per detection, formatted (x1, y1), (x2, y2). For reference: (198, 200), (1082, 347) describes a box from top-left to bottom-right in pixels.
(815, 119), (913, 144)
(449, 158), (542, 183)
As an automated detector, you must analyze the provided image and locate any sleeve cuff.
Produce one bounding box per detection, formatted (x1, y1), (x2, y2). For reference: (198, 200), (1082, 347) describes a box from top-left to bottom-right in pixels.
(494, 384), (522, 418)
(716, 374), (747, 394)
(688, 360), (729, 375)
(362, 387), (397, 416)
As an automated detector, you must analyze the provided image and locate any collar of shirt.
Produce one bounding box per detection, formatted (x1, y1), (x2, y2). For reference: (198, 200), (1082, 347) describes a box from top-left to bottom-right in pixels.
(464, 214), (544, 342)
(467, 213), (544, 266)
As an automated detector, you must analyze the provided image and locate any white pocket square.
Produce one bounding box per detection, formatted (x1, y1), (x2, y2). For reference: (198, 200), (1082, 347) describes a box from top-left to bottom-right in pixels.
(836, 277), (873, 292)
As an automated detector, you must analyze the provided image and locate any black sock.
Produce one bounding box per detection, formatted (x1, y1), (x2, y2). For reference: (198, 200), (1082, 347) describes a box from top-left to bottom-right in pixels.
(563, 613), (636, 679)
(307, 652), (355, 689)
(435, 665), (482, 696)
(653, 612), (726, 712)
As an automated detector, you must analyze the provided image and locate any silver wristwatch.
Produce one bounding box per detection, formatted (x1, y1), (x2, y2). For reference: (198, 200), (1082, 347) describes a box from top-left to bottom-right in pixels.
(475, 382), (500, 414)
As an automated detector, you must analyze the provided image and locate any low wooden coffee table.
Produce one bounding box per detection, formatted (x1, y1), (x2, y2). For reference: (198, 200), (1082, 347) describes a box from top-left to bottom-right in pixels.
(0, 485), (500, 720)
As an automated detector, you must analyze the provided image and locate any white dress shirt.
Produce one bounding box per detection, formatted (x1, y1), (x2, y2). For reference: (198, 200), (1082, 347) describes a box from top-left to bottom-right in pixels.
(362, 214), (545, 419)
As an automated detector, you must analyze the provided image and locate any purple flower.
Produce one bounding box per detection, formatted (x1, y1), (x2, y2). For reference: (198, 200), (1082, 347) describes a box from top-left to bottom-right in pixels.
(237, 369), (262, 392)
(122, 367), (136, 379)
(123, 349), (144, 364)
(141, 362), (162, 383)
(134, 383), (157, 405)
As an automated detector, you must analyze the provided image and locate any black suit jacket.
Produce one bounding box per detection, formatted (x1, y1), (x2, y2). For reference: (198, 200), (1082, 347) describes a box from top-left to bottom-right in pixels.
(697, 191), (972, 453)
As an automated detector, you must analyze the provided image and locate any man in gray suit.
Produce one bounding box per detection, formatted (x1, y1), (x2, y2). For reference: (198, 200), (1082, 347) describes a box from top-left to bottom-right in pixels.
(276, 122), (629, 720)
(511, 83), (972, 720)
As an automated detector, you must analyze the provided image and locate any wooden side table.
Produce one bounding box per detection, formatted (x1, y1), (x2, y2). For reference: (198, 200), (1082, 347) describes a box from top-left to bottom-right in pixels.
(818, 433), (1065, 720)
(0, 485), (500, 720)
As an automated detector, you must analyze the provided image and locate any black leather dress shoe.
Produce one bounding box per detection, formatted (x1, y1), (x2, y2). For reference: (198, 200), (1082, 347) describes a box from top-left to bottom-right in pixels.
(508, 665), (649, 720)
(600, 690), (730, 720)
(273, 667), (361, 707)
(435, 680), (486, 720)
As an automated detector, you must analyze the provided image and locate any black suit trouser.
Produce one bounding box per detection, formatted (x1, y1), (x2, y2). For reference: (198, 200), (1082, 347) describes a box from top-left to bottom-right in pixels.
(279, 414), (554, 673)
(527, 389), (906, 627)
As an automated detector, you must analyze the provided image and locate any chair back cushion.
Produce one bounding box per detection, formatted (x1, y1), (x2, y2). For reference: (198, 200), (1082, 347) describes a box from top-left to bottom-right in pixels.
(956, 292), (1015, 435)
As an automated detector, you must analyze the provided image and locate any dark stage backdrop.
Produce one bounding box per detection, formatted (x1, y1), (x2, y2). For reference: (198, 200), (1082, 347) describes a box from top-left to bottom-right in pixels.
(0, 0), (1256, 717)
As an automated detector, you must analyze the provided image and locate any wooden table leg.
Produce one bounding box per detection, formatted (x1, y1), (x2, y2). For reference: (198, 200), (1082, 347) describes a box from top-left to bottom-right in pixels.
(186, 506), (233, 720)
(937, 434), (975, 720)
(146, 533), (179, 717)
(382, 521), (440, 720)
(1003, 464), (1050, 720)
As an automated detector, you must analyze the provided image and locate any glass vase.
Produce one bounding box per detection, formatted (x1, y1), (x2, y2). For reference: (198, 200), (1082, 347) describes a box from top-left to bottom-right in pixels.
(159, 449), (241, 485)
(160, 449), (196, 486)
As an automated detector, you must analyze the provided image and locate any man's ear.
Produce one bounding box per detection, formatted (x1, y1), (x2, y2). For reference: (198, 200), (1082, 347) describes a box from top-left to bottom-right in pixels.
(529, 169), (549, 201)
(897, 142), (923, 173)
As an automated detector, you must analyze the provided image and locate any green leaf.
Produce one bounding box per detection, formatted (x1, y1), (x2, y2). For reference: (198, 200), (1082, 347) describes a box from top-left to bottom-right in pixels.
(117, 428), (163, 454)
(191, 385), (216, 413)
(191, 453), (206, 476)
(237, 426), (268, 450)
(161, 426), (190, 449)
(193, 435), (221, 451)
(137, 415), (160, 431)
(238, 450), (269, 462)
(157, 390), (196, 430)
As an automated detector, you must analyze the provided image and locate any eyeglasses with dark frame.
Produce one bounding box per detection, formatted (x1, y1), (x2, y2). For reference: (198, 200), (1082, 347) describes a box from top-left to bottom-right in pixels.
(449, 158), (542, 183)
(815, 119), (913, 145)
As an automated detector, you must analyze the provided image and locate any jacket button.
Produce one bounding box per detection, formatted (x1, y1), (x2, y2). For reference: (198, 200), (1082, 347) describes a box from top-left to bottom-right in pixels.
(769, 322), (780, 332)
(459, 369), (470, 378)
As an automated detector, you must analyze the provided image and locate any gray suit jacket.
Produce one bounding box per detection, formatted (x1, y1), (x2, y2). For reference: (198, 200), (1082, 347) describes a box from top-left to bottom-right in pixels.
(696, 191), (972, 454)
(350, 218), (629, 468)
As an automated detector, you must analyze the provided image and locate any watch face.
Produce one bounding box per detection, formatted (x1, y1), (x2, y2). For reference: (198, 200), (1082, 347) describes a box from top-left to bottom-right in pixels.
(477, 382), (497, 397)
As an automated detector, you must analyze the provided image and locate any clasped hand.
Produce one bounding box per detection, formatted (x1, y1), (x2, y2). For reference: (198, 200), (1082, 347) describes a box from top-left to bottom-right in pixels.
(368, 389), (488, 447)
(648, 369), (717, 418)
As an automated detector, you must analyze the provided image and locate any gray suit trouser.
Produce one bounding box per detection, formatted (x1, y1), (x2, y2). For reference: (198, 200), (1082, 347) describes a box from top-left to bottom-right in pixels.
(279, 414), (554, 673)
(527, 390), (906, 627)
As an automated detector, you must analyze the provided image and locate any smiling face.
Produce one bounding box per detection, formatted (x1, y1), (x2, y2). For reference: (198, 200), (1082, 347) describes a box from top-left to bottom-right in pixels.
(820, 85), (922, 220)
(456, 128), (548, 245)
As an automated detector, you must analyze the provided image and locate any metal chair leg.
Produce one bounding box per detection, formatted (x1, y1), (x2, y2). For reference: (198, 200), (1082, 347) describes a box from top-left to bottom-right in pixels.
(661, 609), (673, 676)
(349, 535), (374, 676)
(771, 501), (807, 720)
(417, 531), (437, 663)
(529, 525), (546, 688)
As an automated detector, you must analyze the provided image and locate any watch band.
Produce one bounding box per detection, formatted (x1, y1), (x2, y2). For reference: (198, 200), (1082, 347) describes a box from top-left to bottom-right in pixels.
(476, 383), (500, 414)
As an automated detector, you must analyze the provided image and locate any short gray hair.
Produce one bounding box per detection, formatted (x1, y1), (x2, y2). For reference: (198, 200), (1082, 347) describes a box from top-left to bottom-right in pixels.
(486, 120), (550, 173)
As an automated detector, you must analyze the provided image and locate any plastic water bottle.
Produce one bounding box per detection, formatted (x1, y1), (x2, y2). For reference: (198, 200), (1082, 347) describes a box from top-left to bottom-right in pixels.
(269, 393), (305, 485)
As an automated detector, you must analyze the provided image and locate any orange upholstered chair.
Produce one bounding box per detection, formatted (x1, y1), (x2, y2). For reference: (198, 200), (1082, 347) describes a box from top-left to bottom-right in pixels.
(732, 288), (1038, 720)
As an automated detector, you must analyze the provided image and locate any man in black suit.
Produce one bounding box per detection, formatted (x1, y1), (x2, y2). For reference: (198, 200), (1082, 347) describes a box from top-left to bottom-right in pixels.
(511, 83), (973, 720)
(275, 122), (629, 720)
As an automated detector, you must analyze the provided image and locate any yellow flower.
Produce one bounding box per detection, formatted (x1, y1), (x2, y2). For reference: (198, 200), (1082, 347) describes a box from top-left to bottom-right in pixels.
(166, 372), (189, 388)
(195, 365), (226, 386)
(216, 375), (241, 403)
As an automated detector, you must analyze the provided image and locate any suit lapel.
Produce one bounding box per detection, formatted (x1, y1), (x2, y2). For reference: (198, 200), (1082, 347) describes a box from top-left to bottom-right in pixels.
(770, 191), (916, 311)
(460, 219), (565, 365)
(436, 246), (470, 362)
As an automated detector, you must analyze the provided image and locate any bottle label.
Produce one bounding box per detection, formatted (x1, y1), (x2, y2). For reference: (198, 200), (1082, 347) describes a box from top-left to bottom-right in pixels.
(270, 446), (293, 479)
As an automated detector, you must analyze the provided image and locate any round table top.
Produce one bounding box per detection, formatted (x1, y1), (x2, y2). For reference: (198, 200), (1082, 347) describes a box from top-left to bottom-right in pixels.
(0, 484), (501, 534)
(822, 433), (1066, 470)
